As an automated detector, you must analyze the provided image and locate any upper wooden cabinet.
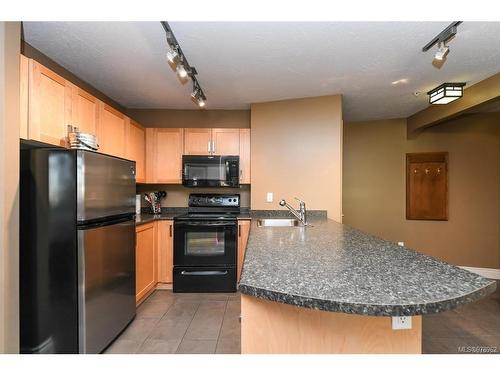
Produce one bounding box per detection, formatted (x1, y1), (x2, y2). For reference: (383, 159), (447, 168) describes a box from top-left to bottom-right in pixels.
(70, 84), (99, 136)
(146, 128), (184, 183)
(212, 128), (240, 155)
(126, 119), (146, 183)
(98, 103), (126, 158)
(20, 54), (29, 140)
(184, 128), (212, 155)
(28, 60), (71, 147)
(239, 129), (251, 184)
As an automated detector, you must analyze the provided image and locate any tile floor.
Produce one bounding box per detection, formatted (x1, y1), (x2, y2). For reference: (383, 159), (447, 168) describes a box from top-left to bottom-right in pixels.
(105, 282), (500, 354)
(104, 290), (240, 354)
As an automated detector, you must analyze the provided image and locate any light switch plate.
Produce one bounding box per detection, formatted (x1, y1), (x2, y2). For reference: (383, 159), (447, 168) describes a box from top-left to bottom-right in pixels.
(392, 316), (412, 330)
(266, 192), (273, 203)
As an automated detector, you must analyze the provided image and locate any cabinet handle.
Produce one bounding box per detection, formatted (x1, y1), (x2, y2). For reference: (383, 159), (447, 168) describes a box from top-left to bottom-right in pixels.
(240, 169), (243, 180)
(169, 224), (172, 237)
(208, 141), (211, 153)
(239, 224), (241, 237)
(212, 141), (215, 154)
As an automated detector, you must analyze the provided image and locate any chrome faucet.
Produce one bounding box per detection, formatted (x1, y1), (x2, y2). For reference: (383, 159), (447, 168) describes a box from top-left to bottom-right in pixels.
(279, 197), (308, 225)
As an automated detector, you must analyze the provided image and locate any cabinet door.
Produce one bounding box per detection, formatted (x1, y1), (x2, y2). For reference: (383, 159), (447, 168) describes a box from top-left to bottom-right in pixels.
(237, 220), (251, 282)
(154, 128), (184, 183)
(136, 222), (156, 304)
(157, 220), (174, 283)
(20, 54), (29, 140)
(239, 129), (251, 184)
(212, 128), (240, 156)
(98, 103), (126, 157)
(126, 119), (146, 183)
(184, 128), (212, 155)
(70, 84), (99, 136)
(29, 60), (71, 146)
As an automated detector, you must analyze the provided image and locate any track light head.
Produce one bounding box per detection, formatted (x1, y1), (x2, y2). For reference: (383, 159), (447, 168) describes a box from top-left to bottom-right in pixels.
(176, 64), (189, 83)
(191, 86), (206, 108)
(166, 46), (179, 70)
(434, 43), (449, 61)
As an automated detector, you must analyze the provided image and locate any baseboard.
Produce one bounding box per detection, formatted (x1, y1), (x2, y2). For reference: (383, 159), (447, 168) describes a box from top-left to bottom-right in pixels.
(459, 266), (500, 280)
(156, 282), (173, 290)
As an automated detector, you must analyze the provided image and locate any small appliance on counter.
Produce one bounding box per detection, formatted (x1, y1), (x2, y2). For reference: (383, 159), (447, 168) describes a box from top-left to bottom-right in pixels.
(144, 191), (167, 214)
(182, 155), (239, 187)
(173, 193), (240, 293)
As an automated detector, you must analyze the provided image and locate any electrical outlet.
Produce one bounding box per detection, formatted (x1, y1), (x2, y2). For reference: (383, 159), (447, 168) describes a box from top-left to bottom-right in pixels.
(392, 316), (412, 330)
(398, 242), (405, 247)
(266, 192), (273, 203)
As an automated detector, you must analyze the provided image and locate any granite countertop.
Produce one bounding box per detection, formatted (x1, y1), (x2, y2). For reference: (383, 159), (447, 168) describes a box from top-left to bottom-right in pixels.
(238, 218), (496, 316)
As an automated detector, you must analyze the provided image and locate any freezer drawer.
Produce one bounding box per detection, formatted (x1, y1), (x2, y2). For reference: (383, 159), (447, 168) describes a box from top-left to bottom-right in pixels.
(77, 217), (136, 353)
(77, 151), (136, 222)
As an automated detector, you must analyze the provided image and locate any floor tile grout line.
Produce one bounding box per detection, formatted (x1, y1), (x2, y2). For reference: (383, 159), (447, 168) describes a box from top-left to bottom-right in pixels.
(135, 292), (178, 353)
(175, 299), (203, 354)
(214, 299), (229, 354)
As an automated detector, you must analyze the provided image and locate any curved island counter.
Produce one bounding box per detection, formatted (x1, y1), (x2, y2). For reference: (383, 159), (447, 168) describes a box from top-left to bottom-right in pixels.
(238, 218), (496, 354)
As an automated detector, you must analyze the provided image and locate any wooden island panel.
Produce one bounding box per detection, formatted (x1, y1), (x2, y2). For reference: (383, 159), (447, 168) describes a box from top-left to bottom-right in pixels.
(241, 294), (422, 354)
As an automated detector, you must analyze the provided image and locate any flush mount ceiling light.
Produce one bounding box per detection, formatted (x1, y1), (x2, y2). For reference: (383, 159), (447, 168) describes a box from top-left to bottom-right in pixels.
(161, 21), (207, 108)
(427, 82), (466, 105)
(422, 21), (462, 62)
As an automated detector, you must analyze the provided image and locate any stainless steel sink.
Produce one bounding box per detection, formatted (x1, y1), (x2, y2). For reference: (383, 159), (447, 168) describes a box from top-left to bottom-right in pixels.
(257, 218), (301, 227)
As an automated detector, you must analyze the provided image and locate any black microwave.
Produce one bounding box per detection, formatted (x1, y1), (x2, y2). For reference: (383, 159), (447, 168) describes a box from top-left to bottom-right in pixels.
(182, 155), (240, 188)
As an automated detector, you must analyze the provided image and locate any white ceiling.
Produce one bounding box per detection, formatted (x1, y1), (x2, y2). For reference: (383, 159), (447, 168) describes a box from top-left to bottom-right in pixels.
(23, 22), (500, 122)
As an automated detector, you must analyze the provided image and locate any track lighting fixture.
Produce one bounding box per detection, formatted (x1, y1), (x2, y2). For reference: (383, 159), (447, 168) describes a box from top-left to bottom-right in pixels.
(166, 46), (180, 69)
(191, 82), (206, 108)
(161, 21), (207, 108)
(422, 21), (462, 62)
(434, 42), (449, 61)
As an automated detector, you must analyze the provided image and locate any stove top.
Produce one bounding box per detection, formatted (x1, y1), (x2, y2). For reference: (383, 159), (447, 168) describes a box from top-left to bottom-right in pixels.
(175, 193), (241, 221)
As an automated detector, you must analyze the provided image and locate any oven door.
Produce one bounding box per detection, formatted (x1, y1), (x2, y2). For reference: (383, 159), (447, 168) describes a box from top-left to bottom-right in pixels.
(182, 155), (239, 187)
(174, 220), (237, 267)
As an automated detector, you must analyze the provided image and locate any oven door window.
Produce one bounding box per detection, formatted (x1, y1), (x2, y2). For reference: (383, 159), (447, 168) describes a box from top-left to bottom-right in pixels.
(185, 231), (225, 257)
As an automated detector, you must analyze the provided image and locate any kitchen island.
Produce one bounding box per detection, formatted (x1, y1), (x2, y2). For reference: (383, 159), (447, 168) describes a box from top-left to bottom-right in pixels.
(238, 218), (496, 354)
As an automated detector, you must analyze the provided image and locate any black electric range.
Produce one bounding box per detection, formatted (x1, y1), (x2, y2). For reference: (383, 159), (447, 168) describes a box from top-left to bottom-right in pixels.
(173, 194), (240, 293)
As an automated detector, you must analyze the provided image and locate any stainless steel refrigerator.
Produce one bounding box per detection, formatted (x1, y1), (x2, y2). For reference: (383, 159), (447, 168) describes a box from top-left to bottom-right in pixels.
(20, 147), (136, 354)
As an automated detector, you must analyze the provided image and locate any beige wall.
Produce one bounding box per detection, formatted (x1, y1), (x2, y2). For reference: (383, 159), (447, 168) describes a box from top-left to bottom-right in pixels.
(343, 114), (500, 269)
(136, 185), (251, 208)
(126, 109), (250, 129)
(251, 95), (343, 221)
(0, 21), (21, 353)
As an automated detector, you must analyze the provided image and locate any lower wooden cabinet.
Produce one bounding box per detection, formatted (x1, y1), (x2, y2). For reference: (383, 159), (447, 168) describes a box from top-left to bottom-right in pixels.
(135, 222), (157, 304)
(237, 220), (251, 282)
(157, 220), (174, 284)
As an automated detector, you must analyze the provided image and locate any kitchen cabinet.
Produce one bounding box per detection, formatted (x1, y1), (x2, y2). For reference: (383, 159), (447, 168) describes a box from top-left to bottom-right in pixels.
(28, 59), (72, 147)
(20, 54), (29, 140)
(126, 119), (146, 183)
(146, 128), (184, 183)
(237, 219), (251, 282)
(70, 84), (99, 136)
(98, 103), (126, 158)
(136, 222), (157, 304)
(157, 220), (174, 284)
(212, 128), (240, 155)
(239, 129), (251, 184)
(184, 128), (212, 155)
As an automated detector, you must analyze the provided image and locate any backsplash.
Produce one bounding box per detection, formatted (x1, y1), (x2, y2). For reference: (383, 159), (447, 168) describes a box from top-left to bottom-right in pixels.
(136, 184), (251, 208)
